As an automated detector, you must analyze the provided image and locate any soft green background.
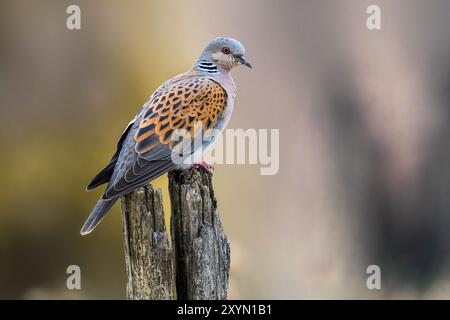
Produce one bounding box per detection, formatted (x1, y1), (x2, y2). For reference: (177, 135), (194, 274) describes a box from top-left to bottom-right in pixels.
(2, 0), (450, 299)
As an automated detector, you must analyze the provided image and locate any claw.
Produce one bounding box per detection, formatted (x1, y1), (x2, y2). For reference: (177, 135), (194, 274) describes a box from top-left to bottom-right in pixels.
(187, 161), (214, 174)
(194, 161), (213, 172)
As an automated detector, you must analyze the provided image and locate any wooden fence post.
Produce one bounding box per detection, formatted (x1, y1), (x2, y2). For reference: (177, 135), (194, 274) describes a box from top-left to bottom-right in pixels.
(169, 169), (231, 300)
(121, 168), (230, 300)
(121, 185), (176, 299)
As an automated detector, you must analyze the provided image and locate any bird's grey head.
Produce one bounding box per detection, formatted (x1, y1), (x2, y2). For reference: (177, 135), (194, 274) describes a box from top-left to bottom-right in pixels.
(197, 37), (252, 73)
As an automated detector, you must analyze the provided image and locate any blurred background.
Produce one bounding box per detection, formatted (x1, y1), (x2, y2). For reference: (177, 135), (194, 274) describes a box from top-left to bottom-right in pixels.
(1, 0), (450, 299)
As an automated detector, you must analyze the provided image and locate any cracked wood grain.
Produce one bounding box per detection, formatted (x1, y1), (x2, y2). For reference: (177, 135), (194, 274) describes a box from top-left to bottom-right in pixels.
(121, 168), (230, 300)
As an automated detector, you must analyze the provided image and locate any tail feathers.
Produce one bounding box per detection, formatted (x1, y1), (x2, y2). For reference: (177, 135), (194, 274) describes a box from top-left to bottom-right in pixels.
(80, 197), (118, 235)
(86, 161), (116, 191)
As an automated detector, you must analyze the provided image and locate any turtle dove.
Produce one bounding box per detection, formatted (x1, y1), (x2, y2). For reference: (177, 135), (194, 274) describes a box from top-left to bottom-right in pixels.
(81, 37), (251, 235)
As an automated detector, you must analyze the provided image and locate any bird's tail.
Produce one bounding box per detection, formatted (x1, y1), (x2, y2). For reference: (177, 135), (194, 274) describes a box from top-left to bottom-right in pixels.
(80, 197), (118, 235)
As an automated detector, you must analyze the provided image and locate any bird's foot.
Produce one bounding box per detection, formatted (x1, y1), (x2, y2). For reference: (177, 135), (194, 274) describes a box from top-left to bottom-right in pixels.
(176, 161), (214, 176)
(194, 161), (214, 172)
(191, 161), (214, 174)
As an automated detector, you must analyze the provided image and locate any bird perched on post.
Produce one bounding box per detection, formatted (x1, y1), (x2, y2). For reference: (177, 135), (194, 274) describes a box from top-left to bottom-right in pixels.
(81, 37), (251, 235)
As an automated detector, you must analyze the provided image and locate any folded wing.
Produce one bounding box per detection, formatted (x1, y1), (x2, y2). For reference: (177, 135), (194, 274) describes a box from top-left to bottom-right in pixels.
(102, 76), (228, 199)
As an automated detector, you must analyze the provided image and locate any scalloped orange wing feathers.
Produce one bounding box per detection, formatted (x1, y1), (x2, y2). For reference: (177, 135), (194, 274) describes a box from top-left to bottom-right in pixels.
(102, 76), (227, 199)
(135, 76), (227, 158)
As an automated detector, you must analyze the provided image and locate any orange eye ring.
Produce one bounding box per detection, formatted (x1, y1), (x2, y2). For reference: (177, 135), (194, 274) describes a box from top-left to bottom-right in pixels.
(221, 47), (231, 55)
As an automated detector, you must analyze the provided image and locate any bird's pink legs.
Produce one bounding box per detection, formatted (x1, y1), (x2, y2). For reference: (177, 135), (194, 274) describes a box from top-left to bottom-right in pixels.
(181, 161), (214, 174)
(193, 161), (214, 172)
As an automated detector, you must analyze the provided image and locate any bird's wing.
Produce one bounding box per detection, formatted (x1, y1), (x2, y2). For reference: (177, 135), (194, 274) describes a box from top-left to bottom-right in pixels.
(102, 76), (227, 199)
(86, 116), (137, 190)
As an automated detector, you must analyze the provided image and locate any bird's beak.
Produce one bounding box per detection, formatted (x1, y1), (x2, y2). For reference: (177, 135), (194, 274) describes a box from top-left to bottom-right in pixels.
(236, 55), (252, 69)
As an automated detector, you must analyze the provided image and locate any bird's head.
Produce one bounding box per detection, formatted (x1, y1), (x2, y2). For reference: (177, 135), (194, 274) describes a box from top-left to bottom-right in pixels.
(199, 37), (252, 71)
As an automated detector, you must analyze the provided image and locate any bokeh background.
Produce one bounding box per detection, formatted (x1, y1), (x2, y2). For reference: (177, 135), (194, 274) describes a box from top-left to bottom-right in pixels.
(1, 0), (450, 299)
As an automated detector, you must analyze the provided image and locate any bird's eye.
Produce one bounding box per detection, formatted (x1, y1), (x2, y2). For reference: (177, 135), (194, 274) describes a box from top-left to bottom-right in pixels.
(221, 47), (231, 55)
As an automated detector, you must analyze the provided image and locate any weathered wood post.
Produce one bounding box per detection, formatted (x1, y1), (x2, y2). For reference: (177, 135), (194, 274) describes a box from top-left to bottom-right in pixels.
(121, 185), (176, 300)
(169, 169), (230, 300)
(121, 168), (230, 300)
